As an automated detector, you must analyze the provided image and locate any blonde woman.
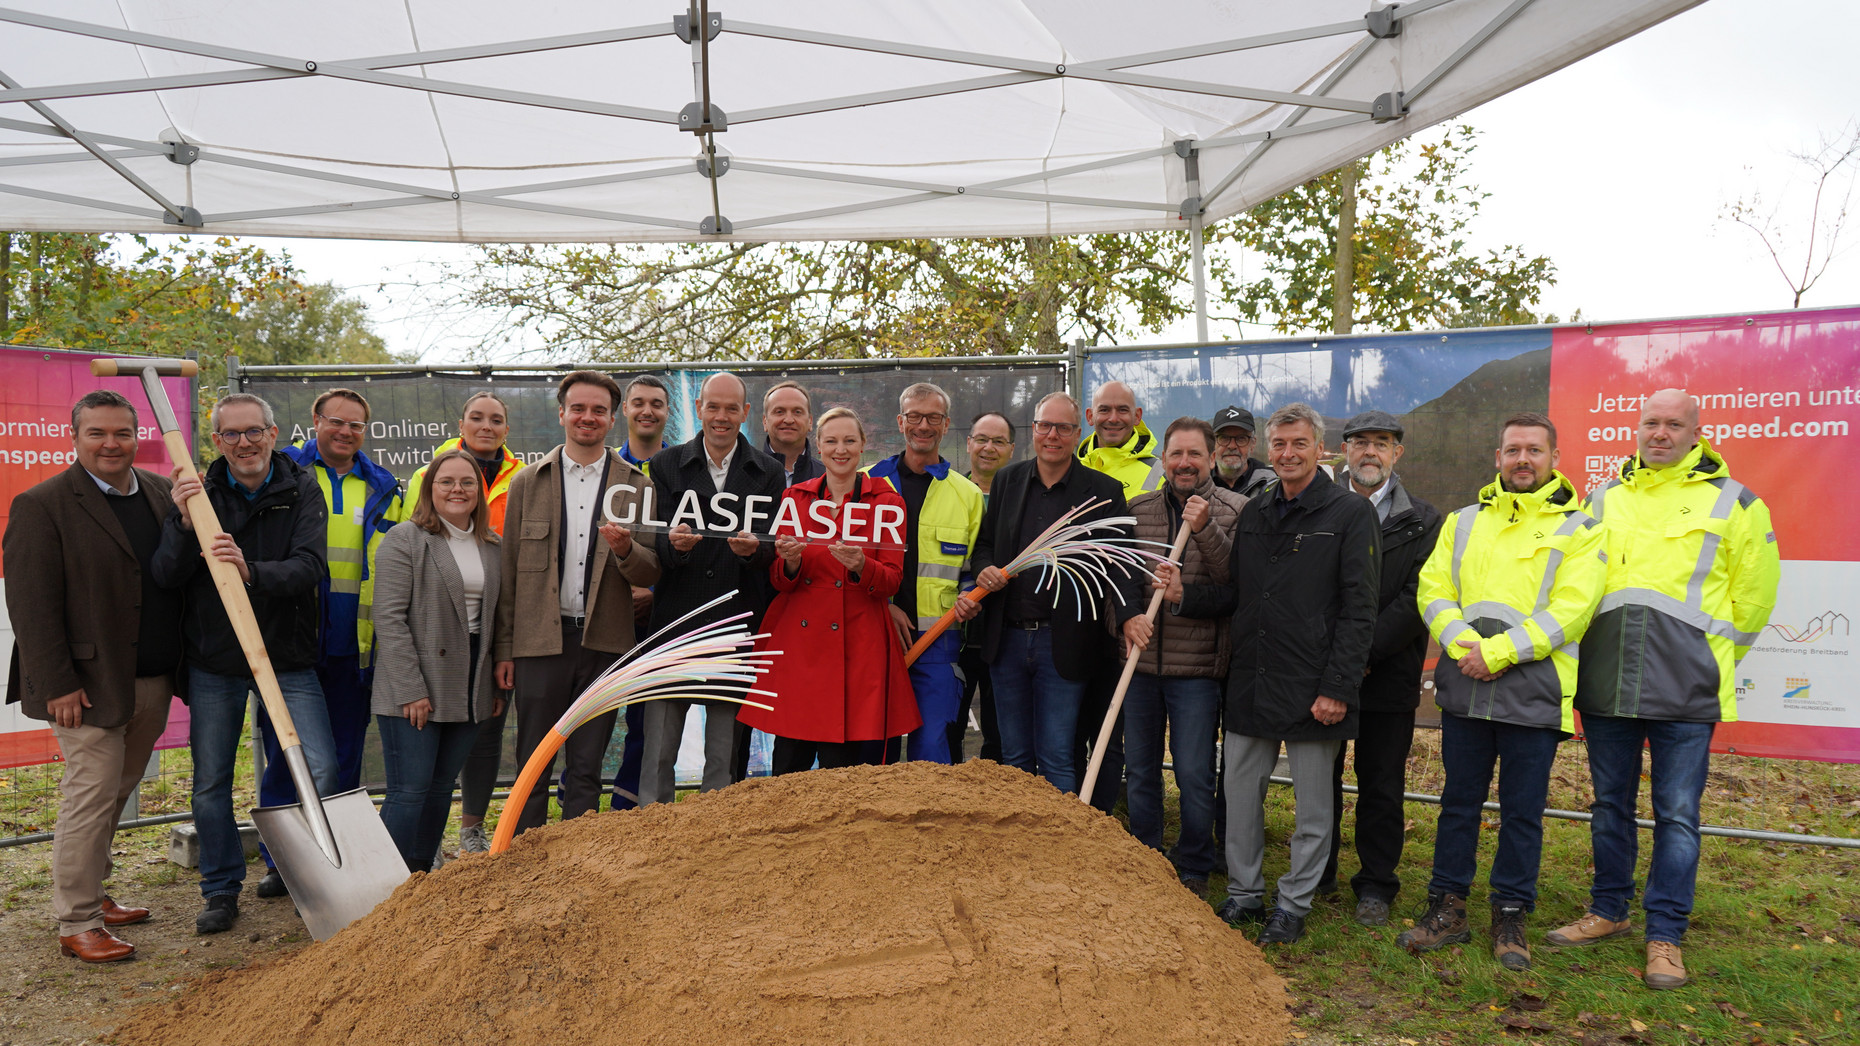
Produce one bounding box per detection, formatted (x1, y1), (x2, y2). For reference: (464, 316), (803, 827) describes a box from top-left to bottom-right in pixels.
(371, 449), (504, 871)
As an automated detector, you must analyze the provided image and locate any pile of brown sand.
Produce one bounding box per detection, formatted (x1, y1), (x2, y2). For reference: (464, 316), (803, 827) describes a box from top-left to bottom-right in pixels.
(118, 760), (1292, 1046)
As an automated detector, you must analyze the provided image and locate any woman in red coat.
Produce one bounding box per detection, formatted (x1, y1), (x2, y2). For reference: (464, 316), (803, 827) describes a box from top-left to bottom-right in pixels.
(738, 408), (919, 774)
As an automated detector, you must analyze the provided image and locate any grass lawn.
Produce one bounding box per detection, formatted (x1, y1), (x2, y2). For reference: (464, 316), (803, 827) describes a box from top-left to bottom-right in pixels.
(1170, 730), (1860, 1045)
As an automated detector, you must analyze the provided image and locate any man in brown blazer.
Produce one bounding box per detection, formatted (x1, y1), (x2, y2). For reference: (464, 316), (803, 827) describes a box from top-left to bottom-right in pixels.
(4, 390), (184, 963)
(492, 371), (659, 834)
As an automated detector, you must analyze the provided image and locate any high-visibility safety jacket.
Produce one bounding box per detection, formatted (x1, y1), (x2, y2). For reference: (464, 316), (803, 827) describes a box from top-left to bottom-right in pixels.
(865, 454), (984, 636)
(1075, 421), (1165, 499)
(283, 442), (406, 668)
(404, 438), (524, 535)
(1417, 471), (1607, 733)
(1576, 440), (1780, 723)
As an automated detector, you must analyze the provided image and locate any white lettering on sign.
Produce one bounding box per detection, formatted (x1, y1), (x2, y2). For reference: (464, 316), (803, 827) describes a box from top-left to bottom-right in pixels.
(600, 484), (905, 548)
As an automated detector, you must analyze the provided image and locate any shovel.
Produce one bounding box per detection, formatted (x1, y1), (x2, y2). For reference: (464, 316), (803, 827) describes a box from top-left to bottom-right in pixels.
(92, 357), (408, 940)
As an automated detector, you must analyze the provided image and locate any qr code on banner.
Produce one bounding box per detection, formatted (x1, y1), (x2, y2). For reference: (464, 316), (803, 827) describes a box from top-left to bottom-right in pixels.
(1583, 454), (1630, 495)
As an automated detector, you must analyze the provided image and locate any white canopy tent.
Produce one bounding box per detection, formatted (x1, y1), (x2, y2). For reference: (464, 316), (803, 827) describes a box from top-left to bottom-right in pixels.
(0, 0), (1699, 334)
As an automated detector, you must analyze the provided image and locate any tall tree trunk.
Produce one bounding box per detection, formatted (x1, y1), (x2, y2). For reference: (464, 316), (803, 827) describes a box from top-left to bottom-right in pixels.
(30, 233), (44, 323)
(1022, 236), (1062, 355)
(1331, 161), (1358, 335)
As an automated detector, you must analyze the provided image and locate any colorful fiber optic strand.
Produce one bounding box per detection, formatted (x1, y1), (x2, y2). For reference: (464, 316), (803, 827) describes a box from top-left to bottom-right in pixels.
(489, 592), (779, 854)
(903, 498), (1173, 665)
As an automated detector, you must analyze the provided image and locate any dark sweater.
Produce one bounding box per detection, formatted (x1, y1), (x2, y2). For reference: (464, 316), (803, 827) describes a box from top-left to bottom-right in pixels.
(106, 488), (184, 678)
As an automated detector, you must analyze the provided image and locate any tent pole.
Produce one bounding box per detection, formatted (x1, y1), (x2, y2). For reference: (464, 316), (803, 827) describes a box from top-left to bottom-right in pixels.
(1191, 211), (1209, 343)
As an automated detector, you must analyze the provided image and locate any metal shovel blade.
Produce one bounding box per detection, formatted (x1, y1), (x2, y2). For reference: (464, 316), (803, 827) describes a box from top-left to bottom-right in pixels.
(251, 787), (410, 941)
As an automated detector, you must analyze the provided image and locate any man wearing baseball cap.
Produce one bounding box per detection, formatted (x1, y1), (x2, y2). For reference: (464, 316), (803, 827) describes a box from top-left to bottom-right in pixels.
(1323, 409), (1442, 926)
(1210, 407), (1273, 497)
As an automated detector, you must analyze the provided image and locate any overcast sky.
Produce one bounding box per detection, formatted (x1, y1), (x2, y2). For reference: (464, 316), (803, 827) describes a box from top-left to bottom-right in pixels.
(248, 0), (1860, 360)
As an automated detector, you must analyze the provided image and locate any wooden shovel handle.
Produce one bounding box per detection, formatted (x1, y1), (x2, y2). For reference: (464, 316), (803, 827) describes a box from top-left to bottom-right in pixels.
(164, 429), (300, 749)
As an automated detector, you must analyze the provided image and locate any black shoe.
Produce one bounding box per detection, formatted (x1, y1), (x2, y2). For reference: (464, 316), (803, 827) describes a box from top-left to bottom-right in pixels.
(1257, 908), (1307, 945)
(1179, 874), (1210, 897)
(1492, 904), (1532, 971)
(256, 868), (289, 898)
(1355, 896), (1392, 927)
(1215, 897), (1268, 926)
(195, 895), (238, 935)
(1315, 878), (1340, 898)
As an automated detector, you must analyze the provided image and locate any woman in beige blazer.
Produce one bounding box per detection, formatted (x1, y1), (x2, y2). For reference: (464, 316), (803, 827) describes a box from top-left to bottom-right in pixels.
(371, 449), (503, 872)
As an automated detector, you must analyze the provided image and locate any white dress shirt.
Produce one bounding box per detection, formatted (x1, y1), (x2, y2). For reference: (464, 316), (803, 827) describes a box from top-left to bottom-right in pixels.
(560, 453), (606, 617)
(86, 469), (139, 496)
(705, 441), (737, 493)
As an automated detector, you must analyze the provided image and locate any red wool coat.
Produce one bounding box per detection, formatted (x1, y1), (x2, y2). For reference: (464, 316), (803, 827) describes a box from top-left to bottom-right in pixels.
(737, 475), (920, 743)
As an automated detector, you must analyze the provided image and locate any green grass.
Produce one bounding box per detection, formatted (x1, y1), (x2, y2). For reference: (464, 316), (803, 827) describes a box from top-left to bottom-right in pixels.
(1157, 735), (1860, 1045)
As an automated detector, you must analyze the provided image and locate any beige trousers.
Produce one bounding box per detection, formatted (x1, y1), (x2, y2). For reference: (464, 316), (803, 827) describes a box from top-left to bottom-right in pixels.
(50, 675), (172, 936)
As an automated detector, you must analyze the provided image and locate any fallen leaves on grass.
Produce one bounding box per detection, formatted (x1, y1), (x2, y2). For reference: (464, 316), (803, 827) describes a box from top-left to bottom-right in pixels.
(1509, 993), (1547, 1012)
(1495, 1012), (1554, 1034)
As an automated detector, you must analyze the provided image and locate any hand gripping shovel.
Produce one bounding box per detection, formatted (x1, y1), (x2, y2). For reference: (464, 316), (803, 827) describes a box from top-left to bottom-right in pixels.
(93, 358), (407, 940)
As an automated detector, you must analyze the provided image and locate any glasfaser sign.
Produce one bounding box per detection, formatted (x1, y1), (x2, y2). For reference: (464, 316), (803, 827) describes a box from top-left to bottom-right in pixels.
(602, 482), (906, 548)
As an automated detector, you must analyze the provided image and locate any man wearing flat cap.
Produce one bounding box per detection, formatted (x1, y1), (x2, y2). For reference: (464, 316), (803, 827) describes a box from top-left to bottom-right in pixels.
(1324, 409), (1441, 926)
(1209, 407), (1273, 497)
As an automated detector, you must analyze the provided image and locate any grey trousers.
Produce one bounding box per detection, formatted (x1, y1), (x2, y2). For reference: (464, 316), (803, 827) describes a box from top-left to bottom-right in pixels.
(1224, 732), (1342, 918)
(638, 698), (739, 805)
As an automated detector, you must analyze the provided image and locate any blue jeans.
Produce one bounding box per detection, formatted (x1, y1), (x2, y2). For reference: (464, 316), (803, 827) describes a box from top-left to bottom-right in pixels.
(1123, 673), (1222, 876)
(258, 655), (370, 868)
(377, 714), (480, 872)
(1429, 712), (1561, 909)
(188, 666), (337, 898)
(990, 626), (1086, 793)
(1583, 714), (1715, 943)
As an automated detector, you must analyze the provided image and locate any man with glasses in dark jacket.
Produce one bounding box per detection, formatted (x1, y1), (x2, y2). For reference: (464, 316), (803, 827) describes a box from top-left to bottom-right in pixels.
(152, 393), (335, 937)
(1171, 403), (1380, 946)
(1321, 410), (1442, 927)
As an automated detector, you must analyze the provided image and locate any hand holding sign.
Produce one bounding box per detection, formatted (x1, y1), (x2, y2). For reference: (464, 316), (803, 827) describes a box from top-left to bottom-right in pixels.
(599, 522), (633, 558)
(669, 523), (701, 553)
(827, 541), (865, 577)
(776, 534), (805, 574)
(727, 530), (761, 557)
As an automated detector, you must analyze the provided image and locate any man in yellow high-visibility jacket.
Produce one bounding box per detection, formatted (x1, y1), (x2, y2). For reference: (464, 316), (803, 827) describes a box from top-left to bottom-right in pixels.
(1547, 389), (1780, 992)
(867, 381), (984, 763)
(1403, 411), (1606, 973)
(269, 387), (405, 897)
(1072, 380), (1164, 812)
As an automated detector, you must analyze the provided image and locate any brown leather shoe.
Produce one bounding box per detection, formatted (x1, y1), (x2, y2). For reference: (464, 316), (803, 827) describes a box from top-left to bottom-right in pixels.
(1546, 911), (1632, 947)
(1644, 940), (1690, 990)
(59, 927), (136, 963)
(101, 896), (151, 926)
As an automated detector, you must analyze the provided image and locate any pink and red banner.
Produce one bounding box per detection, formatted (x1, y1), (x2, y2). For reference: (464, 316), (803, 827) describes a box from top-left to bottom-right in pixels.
(0, 346), (193, 770)
(1550, 308), (1860, 762)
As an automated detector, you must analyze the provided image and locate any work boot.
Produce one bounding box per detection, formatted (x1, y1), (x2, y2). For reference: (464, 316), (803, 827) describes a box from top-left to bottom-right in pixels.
(1545, 911), (1633, 947)
(1354, 896), (1391, 927)
(459, 824), (490, 855)
(256, 868), (289, 898)
(1644, 941), (1690, 990)
(195, 895), (238, 935)
(1491, 903), (1531, 971)
(1179, 873), (1210, 898)
(1397, 892), (1471, 952)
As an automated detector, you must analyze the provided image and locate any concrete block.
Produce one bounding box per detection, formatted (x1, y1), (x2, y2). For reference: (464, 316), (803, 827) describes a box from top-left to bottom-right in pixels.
(167, 823), (261, 869)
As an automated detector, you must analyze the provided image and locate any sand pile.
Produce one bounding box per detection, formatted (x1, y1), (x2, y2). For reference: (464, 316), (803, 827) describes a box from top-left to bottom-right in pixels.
(118, 760), (1291, 1046)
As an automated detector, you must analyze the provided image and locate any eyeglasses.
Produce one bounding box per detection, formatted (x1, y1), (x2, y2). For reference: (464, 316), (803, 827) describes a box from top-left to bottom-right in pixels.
(1345, 436), (1398, 450)
(1030, 420), (1079, 436)
(316, 413), (367, 434)
(215, 427), (270, 445)
(901, 412), (948, 426)
(968, 435), (1012, 448)
(432, 477), (479, 491)
(1214, 434), (1251, 447)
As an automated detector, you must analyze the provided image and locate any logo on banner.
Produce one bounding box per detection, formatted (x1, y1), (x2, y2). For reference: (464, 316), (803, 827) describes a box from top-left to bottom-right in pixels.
(1764, 611), (1850, 646)
(1784, 677), (1811, 702)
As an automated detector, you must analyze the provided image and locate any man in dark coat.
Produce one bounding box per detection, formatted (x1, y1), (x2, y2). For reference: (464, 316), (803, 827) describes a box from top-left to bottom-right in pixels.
(1174, 403), (1379, 945)
(972, 392), (1149, 796)
(5, 391), (182, 963)
(151, 393), (334, 936)
(1322, 410), (1442, 927)
(638, 372), (785, 803)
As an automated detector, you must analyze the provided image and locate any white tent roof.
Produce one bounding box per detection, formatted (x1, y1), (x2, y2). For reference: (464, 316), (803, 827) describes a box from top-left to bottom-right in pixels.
(0, 0), (1698, 243)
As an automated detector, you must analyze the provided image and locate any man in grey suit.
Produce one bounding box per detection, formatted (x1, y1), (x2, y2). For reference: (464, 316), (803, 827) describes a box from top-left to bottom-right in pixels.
(5, 390), (182, 963)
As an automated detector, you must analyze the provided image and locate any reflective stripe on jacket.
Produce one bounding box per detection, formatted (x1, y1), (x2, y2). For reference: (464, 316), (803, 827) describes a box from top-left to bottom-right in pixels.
(283, 443), (406, 667)
(1417, 471), (1606, 733)
(405, 438), (524, 535)
(865, 454), (984, 632)
(1075, 422), (1165, 499)
(1576, 440), (1780, 723)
